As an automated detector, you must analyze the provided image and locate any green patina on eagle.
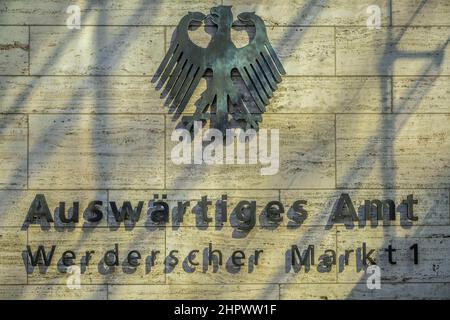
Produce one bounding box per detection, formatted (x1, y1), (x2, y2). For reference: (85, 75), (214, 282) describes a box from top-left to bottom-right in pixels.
(154, 5), (286, 132)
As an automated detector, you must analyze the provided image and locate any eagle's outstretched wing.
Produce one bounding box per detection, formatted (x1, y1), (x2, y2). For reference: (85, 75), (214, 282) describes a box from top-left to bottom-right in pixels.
(234, 12), (286, 113)
(153, 12), (208, 114)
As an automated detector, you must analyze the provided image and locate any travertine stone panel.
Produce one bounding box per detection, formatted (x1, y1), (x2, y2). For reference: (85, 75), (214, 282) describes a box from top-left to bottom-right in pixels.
(0, 284), (107, 300)
(393, 76), (450, 113)
(263, 77), (391, 113)
(336, 27), (450, 76)
(0, 0), (221, 26)
(30, 26), (164, 75)
(0, 228), (27, 284)
(166, 114), (335, 189)
(0, 26), (28, 75)
(29, 115), (165, 189)
(0, 76), (167, 114)
(224, 0), (390, 26)
(109, 284), (279, 300)
(336, 114), (450, 188)
(280, 283), (450, 299)
(392, 0), (450, 26)
(0, 115), (27, 189)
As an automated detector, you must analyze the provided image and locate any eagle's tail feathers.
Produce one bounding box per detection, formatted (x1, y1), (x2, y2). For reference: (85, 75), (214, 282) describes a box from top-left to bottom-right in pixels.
(244, 66), (270, 104)
(173, 65), (198, 108)
(260, 51), (282, 83)
(239, 67), (266, 112)
(165, 59), (188, 102)
(251, 63), (273, 98)
(167, 63), (192, 106)
(164, 57), (187, 98)
(177, 68), (204, 114)
(265, 42), (286, 75)
(255, 57), (278, 91)
(153, 43), (178, 82)
(158, 48), (182, 89)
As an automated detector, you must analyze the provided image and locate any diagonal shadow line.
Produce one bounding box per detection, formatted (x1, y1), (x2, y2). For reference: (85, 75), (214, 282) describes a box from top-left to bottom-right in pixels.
(91, 0), (450, 300)
(2, 0), (163, 300)
(274, 47), (447, 299)
(257, 0), (450, 299)
(64, 0), (450, 302)
(391, 0), (428, 38)
(344, 10), (449, 300)
(87, 0), (165, 300)
(23, 3), (111, 299)
(3, 0), (446, 300)
(62, 0), (446, 300)
(162, 0), (333, 192)
(50, 0), (164, 300)
(117, 1), (332, 300)
(272, 0), (329, 57)
(0, 2), (110, 300)
(160, 0), (362, 299)
(346, 0), (449, 297)
(349, 0), (449, 296)
(11, 0), (177, 300)
(5, 2), (206, 300)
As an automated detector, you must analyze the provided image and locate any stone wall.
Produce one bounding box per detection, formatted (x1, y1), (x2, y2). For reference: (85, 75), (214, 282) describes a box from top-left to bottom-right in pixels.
(0, 0), (449, 299)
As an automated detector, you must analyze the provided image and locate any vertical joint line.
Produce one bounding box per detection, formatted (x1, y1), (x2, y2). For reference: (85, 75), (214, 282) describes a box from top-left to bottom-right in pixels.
(163, 26), (167, 54)
(334, 114), (337, 188)
(28, 25), (31, 76)
(106, 190), (110, 225)
(26, 227), (29, 285)
(333, 27), (337, 76)
(164, 226), (167, 284)
(390, 76), (394, 113)
(389, 0), (393, 27)
(335, 227), (338, 283)
(164, 114), (167, 189)
(27, 114), (29, 189)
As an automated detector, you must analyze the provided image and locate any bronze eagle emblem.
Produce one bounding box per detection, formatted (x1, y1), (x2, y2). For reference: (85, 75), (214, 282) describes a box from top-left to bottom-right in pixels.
(153, 5), (285, 132)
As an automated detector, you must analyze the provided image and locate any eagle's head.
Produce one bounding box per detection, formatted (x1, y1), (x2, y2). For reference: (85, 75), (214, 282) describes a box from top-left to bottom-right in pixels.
(210, 5), (233, 28)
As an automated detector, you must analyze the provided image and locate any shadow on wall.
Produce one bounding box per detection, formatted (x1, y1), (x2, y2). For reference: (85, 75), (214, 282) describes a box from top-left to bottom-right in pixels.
(257, 0), (450, 299)
(0, 0), (164, 300)
(3, 0), (449, 300)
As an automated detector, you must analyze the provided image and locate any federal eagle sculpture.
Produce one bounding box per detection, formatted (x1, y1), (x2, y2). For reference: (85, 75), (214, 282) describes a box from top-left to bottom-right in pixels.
(153, 5), (285, 132)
